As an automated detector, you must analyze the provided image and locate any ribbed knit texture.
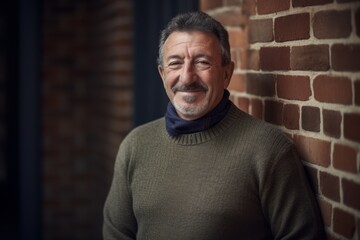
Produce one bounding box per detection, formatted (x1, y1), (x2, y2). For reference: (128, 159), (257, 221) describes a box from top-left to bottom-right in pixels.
(103, 103), (325, 240)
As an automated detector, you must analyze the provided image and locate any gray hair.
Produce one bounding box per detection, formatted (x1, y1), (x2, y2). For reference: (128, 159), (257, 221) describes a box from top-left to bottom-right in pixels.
(157, 11), (231, 67)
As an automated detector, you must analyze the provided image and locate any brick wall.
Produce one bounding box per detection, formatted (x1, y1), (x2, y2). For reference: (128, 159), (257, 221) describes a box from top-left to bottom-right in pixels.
(88, 0), (133, 184)
(201, 0), (360, 239)
(42, 1), (92, 239)
(87, 0), (133, 236)
(42, 0), (132, 239)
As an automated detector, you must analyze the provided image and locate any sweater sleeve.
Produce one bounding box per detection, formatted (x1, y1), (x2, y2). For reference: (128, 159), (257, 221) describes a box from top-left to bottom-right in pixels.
(260, 145), (325, 240)
(103, 141), (137, 240)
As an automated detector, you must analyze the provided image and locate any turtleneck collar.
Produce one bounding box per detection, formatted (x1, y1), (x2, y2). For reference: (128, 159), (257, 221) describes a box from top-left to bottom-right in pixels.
(165, 90), (231, 136)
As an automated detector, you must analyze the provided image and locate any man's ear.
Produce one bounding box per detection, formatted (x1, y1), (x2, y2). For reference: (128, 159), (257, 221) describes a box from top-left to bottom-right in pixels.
(224, 61), (235, 88)
(158, 65), (165, 82)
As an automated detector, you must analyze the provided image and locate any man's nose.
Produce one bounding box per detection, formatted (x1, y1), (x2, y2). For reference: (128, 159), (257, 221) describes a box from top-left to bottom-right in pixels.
(179, 62), (196, 84)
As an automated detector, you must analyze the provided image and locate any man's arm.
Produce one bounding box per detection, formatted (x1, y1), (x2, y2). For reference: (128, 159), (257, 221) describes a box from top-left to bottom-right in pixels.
(103, 143), (137, 240)
(260, 145), (325, 239)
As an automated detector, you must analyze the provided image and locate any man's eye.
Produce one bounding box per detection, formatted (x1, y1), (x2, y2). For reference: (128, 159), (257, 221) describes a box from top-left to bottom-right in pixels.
(167, 62), (181, 67)
(197, 61), (210, 65)
(195, 61), (211, 69)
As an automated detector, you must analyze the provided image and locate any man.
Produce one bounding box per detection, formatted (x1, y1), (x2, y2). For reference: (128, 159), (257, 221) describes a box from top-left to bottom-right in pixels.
(103, 11), (325, 239)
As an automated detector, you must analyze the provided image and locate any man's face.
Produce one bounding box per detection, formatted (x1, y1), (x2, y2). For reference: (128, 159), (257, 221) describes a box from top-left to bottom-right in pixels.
(158, 31), (234, 120)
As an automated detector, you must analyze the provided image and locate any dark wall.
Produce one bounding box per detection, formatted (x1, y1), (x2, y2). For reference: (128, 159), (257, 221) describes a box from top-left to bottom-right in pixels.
(0, 0), (42, 239)
(0, 1), (19, 237)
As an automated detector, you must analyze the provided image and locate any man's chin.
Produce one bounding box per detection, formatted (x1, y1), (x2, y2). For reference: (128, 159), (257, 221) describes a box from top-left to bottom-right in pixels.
(173, 102), (208, 120)
(175, 92), (206, 104)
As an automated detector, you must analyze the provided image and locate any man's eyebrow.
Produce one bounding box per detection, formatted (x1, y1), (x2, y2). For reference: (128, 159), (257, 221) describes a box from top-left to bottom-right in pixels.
(166, 53), (212, 62)
(194, 53), (211, 59)
(166, 55), (182, 62)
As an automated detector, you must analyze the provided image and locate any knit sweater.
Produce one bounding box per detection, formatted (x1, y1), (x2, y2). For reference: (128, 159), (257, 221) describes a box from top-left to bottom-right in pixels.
(103, 103), (325, 240)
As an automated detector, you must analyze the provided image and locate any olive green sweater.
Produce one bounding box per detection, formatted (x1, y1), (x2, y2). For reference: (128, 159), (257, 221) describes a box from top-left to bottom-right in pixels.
(103, 103), (324, 240)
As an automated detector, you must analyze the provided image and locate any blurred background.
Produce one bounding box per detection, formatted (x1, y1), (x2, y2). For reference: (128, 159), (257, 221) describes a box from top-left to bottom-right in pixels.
(0, 0), (198, 239)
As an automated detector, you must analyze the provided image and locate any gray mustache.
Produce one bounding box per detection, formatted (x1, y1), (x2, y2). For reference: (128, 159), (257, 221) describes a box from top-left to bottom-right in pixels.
(172, 82), (208, 93)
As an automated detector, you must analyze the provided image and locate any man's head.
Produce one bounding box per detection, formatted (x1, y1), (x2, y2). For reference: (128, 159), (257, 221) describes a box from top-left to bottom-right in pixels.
(157, 12), (231, 67)
(158, 12), (234, 120)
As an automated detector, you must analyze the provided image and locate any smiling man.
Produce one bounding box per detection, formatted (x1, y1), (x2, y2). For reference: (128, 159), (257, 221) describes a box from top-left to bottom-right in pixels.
(158, 30), (233, 121)
(103, 12), (325, 240)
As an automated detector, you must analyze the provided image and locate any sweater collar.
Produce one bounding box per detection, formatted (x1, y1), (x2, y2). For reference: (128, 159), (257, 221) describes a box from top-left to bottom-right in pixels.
(165, 102), (241, 145)
(165, 90), (231, 137)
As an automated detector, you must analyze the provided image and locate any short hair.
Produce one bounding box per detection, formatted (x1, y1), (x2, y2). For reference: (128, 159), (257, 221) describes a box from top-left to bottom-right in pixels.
(157, 11), (231, 67)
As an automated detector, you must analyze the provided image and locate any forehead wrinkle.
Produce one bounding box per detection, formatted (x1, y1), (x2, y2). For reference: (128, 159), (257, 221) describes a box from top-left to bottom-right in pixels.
(162, 31), (220, 64)
(193, 53), (212, 60)
(164, 42), (213, 62)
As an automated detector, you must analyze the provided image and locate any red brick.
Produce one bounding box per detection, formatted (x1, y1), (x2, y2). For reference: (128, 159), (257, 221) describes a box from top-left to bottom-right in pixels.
(313, 10), (351, 39)
(235, 97), (250, 113)
(293, 0), (332, 7)
(260, 47), (290, 71)
(333, 144), (357, 173)
(238, 49), (247, 70)
(356, 8), (360, 37)
(211, 8), (247, 27)
(249, 19), (273, 43)
(283, 104), (299, 130)
(355, 80), (360, 106)
(302, 106), (320, 132)
(304, 166), (319, 194)
(332, 44), (360, 71)
(344, 113), (360, 142)
(291, 45), (329, 71)
(42, 0), (135, 238)
(242, 0), (256, 16)
(246, 49), (259, 70)
(342, 178), (360, 210)
(229, 73), (246, 92)
(258, 0), (290, 14)
(225, 0), (242, 6)
(275, 13), (310, 42)
(229, 28), (248, 49)
(250, 98), (263, 119)
(323, 109), (341, 138)
(276, 75), (311, 101)
(333, 208), (356, 239)
(200, 0), (223, 10)
(320, 171), (340, 202)
(293, 135), (331, 167)
(313, 75), (352, 105)
(318, 197), (332, 227)
(231, 49), (241, 69)
(264, 100), (283, 125)
(246, 73), (275, 96)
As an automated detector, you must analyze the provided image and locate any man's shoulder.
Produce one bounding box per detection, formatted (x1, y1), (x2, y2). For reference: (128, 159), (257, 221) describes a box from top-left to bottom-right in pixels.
(229, 104), (292, 148)
(125, 117), (165, 141)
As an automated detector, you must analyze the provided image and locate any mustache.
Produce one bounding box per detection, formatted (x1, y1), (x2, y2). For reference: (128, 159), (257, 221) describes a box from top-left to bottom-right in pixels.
(171, 82), (208, 93)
